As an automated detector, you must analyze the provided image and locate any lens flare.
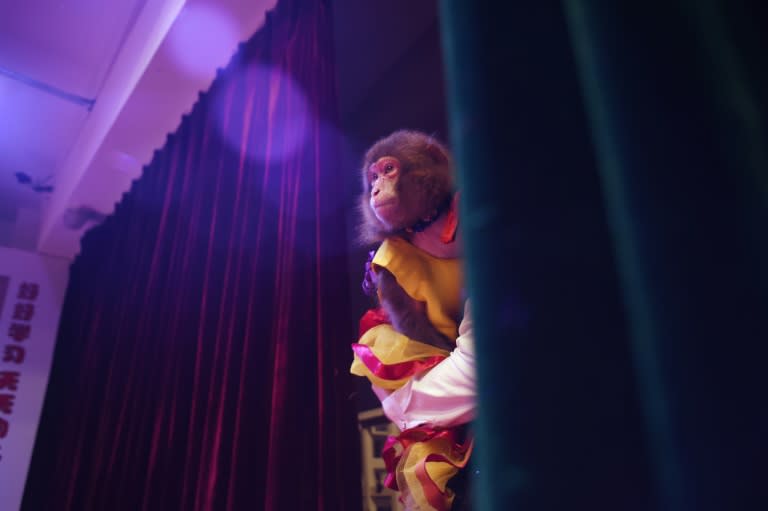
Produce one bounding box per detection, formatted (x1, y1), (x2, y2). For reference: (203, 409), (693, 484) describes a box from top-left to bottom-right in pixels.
(211, 63), (310, 164)
(166, 3), (240, 79)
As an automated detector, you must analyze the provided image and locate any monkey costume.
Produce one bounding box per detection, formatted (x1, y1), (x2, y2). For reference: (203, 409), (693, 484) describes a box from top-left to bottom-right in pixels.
(351, 236), (462, 387)
(351, 236), (471, 510)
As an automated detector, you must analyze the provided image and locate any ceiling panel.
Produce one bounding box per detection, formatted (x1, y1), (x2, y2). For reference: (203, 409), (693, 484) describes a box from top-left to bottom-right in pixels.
(0, 74), (89, 208)
(0, 0), (278, 257)
(0, 0), (144, 97)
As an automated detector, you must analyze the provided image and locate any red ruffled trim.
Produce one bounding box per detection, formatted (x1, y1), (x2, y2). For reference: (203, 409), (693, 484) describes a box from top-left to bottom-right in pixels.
(382, 434), (403, 490)
(359, 307), (390, 337)
(416, 448), (472, 510)
(382, 425), (473, 510)
(351, 343), (446, 381)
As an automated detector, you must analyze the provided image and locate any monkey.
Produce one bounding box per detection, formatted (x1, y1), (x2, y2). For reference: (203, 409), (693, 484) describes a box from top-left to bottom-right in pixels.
(350, 130), (470, 511)
(358, 130), (463, 353)
(350, 130), (464, 394)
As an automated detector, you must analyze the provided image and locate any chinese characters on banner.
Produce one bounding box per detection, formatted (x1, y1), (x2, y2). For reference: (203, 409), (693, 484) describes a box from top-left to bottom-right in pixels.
(1, 282), (40, 453)
(0, 248), (69, 511)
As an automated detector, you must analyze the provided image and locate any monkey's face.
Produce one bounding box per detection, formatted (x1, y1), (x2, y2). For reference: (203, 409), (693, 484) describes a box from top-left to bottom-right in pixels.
(358, 130), (454, 244)
(368, 156), (408, 229)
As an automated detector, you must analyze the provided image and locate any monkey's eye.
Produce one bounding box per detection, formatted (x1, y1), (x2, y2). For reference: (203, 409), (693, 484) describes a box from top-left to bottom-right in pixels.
(383, 164), (394, 173)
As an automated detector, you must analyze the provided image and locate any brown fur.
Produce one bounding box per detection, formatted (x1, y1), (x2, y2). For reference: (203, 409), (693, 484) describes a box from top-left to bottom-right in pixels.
(355, 130), (457, 350)
(358, 130), (454, 245)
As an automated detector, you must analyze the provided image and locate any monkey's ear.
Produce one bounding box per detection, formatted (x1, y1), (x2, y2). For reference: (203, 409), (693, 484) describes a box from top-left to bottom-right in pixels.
(425, 141), (449, 164)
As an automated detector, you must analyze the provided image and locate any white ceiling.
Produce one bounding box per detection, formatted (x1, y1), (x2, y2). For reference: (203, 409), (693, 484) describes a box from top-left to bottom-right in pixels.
(0, 0), (143, 97)
(0, 0), (275, 258)
(0, 0), (144, 247)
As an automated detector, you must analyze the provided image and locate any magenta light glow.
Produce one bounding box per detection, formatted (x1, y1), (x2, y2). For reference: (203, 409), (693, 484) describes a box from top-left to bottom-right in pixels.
(212, 63), (310, 165)
(166, 3), (240, 79)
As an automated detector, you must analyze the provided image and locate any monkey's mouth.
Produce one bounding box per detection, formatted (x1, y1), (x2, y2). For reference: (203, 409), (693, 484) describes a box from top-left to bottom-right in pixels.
(372, 199), (397, 212)
(372, 200), (400, 224)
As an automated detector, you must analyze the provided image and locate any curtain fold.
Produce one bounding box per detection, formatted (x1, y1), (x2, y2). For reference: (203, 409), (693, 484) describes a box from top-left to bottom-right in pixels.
(438, 3), (654, 510)
(23, 1), (361, 509)
(564, 3), (768, 509)
(439, 1), (767, 510)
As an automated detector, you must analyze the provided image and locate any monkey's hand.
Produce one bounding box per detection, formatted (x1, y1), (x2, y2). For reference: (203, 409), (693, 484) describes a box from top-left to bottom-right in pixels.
(377, 268), (455, 352)
(361, 249), (378, 296)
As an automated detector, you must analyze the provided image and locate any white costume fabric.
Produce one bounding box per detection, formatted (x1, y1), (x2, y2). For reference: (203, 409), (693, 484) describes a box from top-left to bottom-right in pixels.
(374, 300), (477, 431)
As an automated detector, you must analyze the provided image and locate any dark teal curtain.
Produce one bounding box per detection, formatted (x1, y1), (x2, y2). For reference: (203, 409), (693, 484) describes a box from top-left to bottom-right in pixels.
(439, 1), (767, 510)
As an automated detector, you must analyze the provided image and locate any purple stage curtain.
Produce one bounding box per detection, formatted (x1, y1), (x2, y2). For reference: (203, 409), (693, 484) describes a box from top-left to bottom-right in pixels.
(23, 1), (361, 509)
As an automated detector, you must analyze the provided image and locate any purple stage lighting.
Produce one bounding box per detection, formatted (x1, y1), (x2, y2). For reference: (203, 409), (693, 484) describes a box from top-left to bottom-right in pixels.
(166, 3), (240, 79)
(212, 63), (310, 165)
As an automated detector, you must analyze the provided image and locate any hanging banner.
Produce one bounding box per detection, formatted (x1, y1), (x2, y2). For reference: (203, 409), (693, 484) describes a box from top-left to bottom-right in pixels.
(0, 247), (69, 511)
